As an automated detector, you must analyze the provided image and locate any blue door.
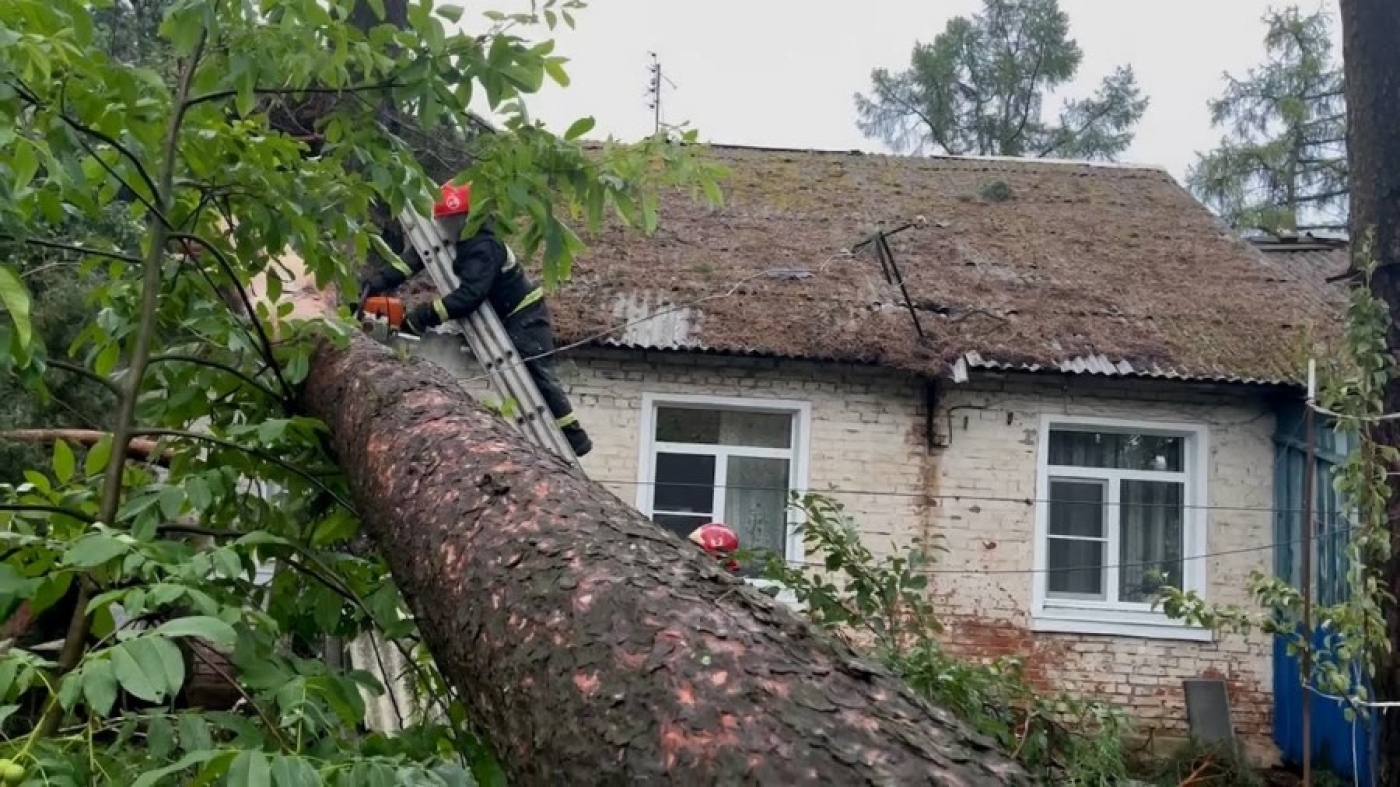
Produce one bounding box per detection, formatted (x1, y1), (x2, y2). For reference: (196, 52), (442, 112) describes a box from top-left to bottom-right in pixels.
(1272, 404), (1375, 784)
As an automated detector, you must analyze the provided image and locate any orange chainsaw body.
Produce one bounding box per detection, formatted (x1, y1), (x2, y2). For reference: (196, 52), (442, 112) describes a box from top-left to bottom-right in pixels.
(361, 296), (406, 329)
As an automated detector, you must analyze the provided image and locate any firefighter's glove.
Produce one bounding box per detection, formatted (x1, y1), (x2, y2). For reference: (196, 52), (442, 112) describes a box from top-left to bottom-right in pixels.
(358, 272), (391, 300)
(400, 303), (440, 337)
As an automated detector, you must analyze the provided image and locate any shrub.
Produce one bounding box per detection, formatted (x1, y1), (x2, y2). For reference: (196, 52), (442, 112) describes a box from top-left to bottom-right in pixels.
(757, 492), (1132, 784)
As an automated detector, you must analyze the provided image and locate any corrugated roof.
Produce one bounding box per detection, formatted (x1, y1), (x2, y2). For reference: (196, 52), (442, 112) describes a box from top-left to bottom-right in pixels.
(399, 144), (1345, 387)
(1249, 234), (1352, 315)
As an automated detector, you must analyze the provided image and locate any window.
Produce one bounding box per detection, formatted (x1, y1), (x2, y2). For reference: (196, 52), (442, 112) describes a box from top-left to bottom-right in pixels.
(1032, 417), (1210, 641)
(636, 394), (810, 576)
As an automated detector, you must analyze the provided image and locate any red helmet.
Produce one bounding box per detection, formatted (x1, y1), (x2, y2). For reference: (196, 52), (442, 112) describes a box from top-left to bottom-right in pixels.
(433, 182), (471, 218)
(688, 523), (740, 572)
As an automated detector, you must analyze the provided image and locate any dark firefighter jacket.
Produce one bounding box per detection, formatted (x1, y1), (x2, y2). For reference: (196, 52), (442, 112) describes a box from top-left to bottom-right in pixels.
(377, 223), (543, 324)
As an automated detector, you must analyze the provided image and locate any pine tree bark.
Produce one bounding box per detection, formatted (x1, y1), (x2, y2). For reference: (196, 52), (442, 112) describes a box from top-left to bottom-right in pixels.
(1340, 0), (1400, 783)
(299, 333), (1030, 786)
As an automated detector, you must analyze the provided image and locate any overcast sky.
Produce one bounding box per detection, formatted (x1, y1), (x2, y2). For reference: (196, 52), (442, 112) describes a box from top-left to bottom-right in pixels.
(467, 0), (1342, 185)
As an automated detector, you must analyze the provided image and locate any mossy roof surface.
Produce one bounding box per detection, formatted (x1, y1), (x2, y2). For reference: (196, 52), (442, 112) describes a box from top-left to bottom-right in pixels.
(411, 144), (1346, 386)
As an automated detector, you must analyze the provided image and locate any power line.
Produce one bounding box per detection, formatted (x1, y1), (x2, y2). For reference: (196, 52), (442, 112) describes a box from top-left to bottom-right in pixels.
(775, 522), (1363, 578)
(1308, 399), (1400, 423)
(589, 475), (1329, 515)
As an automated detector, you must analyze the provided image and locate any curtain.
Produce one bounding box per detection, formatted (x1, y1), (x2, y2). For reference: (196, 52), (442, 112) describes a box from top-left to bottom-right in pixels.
(1119, 480), (1183, 601)
(724, 456), (790, 574)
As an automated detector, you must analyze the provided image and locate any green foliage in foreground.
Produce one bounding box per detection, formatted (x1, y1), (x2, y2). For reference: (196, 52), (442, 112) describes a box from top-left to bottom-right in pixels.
(0, 0), (725, 782)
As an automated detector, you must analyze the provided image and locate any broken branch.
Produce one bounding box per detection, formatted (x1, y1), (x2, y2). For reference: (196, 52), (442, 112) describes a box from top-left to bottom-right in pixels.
(0, 429), (171, 467)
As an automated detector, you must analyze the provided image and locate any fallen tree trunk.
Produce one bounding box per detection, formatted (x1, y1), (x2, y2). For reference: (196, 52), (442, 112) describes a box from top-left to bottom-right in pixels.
(300, 332), (1031, 785)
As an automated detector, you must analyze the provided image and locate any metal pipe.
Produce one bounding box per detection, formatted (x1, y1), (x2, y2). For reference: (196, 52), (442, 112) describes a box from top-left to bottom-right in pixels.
(1301, 359), (1316, 787)
(876, 233), (926, 340)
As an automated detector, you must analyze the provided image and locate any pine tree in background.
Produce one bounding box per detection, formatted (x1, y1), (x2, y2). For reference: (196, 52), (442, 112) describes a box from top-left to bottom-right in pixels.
(852, 0), (1148, 160)
(1188, 7), (1347, 235)
(93, 0), (171, 67)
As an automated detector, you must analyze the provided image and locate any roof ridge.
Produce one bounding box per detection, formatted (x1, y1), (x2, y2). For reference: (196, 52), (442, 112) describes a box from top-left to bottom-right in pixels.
(700, 142), (1171, 174)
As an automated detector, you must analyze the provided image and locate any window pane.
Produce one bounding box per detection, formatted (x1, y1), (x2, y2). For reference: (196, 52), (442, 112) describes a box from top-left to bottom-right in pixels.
(656, 407), (792, 448)
(1119, 480), (1184, 602)
(653, 453), (715, 514)
(1048, 480), (1105, 538)
(1047, 538), (1105, 598)
(1048, 430), (1183, 472)
(724, 456), (791, 576)
(653, 513), (712, 540)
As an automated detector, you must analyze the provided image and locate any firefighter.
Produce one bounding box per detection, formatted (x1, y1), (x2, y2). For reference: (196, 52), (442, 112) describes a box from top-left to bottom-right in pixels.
(688, 522), (741, 573)
(358, 182), (593, 458)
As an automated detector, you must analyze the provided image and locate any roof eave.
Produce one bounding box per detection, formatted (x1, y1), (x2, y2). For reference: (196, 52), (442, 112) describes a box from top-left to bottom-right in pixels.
(564, 339), (1303, 393)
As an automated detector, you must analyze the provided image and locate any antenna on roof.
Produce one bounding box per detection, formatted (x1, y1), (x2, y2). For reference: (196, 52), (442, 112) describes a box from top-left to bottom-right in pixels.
(645, 52), (678, 136)
(851, 220), (931, 342)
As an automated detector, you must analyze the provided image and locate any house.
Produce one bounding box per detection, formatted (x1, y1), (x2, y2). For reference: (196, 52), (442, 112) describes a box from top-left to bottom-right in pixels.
(405, 144), (1346, 759)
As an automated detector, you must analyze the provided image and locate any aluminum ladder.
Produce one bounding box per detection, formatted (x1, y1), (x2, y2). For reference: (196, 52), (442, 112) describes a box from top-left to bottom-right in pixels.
(394, 205), (580, 467)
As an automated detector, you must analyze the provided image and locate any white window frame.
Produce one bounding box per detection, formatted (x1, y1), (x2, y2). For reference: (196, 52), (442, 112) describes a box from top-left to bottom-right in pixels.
(1030, 414), (1213, 642)
(635, 393), (811, 594)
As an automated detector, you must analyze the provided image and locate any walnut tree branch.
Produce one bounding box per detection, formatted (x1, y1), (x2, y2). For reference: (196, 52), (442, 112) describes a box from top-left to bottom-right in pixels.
(0, 504), (96, 524)
(44, 359), (122, 397)
(35, 27), (209, 740)
(130, 428), (355, 514)
(184, 82), (401, 110)
(168, 232), (295, 405)
(0, 237), (142, 266)
(147, 353), (281, 401)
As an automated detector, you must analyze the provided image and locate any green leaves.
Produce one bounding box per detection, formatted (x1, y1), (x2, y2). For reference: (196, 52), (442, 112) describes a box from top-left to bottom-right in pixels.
(0, 0), (733, 782)
(764, 491), (1135, 783)
(130, 749), (234, 787)
(63, 531), (132, 568)
(1185, 7), (1346, 233)
(51, 439), (75, 483)
(460, 125), (725, 287)
(154, 615), (236, 649)
(562, 116), (594, 141)
(228, 750), (271, 787)
(81, 658), (119, 715)
(111, 635), (186, 704)
(854, 0), (1146, 162)
(85, 434), (114, 475)
(0, 265), (33, 350)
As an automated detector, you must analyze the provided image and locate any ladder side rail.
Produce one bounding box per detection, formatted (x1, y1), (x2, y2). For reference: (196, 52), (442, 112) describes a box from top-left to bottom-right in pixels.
(462, 313), (562, 453)
(465, 306), (578, 461)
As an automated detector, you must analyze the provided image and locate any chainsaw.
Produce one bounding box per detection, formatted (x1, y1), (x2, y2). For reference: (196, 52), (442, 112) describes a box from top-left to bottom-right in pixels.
(356, 296), (421, 344)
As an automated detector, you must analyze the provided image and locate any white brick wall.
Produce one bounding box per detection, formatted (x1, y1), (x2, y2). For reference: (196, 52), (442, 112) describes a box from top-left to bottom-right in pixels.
(931, 376), (1276, 754)
(413, 335), (1277, 753)
(414, 337), (929, 556)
